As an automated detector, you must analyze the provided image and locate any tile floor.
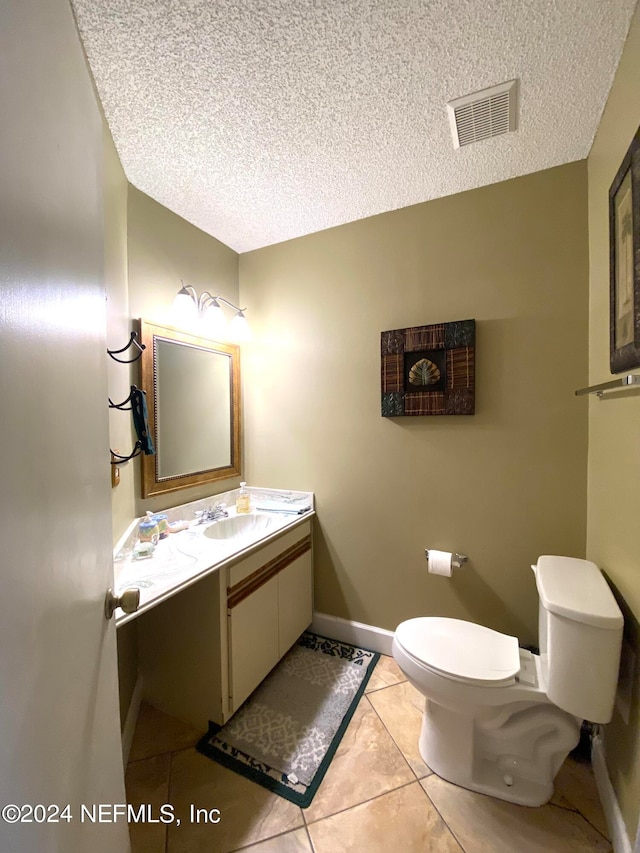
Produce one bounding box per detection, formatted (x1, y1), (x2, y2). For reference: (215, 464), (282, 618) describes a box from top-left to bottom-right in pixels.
(125, 655), (612, 853)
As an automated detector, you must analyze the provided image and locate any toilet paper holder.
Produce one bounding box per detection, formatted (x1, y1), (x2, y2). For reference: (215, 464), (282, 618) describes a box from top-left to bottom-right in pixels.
(424, 549), (468, 569)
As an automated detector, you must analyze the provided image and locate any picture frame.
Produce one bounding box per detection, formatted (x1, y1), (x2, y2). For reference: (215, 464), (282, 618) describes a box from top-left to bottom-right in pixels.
(380, 319), (475, 416)
(609, 123), (640, 374)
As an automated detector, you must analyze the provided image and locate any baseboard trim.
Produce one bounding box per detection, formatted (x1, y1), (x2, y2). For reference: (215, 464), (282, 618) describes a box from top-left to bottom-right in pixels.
(592, 732), (633, 853)
(121, 672), (143, 766)
(310, 612), (394, 655)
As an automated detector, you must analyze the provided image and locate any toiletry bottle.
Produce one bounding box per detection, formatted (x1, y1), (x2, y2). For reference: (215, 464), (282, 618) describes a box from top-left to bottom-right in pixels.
(236, 482), (251, 514)
(139, 518), (159, 544)
(151, 513), (169, 538)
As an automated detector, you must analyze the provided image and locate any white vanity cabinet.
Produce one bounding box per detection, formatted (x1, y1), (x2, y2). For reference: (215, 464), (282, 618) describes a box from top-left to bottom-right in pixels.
(136, 517), (313, 729)
(227, 521), (313, 711)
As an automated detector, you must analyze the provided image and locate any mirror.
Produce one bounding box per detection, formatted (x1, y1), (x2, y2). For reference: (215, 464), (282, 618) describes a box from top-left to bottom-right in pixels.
(139, 320), (241, 497)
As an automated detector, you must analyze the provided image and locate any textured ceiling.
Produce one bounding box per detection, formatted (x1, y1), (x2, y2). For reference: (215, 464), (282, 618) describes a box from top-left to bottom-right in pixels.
(72, 0), (637, 253)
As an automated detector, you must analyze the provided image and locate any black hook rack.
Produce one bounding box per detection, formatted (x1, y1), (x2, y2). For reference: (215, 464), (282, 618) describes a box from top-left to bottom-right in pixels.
(107, 331), (145, 364)
(108, 333), (155, 469)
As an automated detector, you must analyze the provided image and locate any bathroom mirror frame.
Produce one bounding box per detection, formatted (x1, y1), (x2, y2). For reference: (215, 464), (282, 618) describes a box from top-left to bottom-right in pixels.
(139, 319), (241, 498)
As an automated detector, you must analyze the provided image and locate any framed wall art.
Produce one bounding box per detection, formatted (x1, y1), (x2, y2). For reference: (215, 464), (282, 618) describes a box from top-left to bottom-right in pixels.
(380, 319), (475, 416)
(609, 123), (640, 373)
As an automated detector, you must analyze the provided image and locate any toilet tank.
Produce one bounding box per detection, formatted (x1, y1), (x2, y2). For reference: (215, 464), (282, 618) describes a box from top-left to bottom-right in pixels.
(536, 556), (623, 723)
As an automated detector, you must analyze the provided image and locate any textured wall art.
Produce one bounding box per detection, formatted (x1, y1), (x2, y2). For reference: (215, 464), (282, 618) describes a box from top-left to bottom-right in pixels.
(380, 319), (475, 416)
(609, 122), (640, 373)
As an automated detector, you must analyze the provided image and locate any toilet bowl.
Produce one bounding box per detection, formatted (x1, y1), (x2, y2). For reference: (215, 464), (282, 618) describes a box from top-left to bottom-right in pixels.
(393, 556), (624, 806)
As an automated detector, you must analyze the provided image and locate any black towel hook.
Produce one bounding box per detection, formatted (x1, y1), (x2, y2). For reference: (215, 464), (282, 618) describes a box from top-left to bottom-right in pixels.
(110, 442), (143, 465)
(107, 331), (145, 364)
(108, 385), (139, 410)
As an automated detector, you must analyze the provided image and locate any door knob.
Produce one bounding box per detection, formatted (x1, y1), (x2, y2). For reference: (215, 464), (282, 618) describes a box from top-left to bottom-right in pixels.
(105, 587), (140, 620)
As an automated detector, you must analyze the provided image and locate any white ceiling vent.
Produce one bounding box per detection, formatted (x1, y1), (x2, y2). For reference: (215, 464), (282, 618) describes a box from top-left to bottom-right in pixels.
(447, 80), (518, 149)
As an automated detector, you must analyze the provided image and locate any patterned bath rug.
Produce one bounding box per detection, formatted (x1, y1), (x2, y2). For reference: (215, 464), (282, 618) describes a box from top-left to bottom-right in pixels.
(196, 632), (380, 807)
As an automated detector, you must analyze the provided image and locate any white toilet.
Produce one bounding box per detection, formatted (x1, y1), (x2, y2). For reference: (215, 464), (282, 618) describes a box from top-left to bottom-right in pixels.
(392, 555), (623, 806)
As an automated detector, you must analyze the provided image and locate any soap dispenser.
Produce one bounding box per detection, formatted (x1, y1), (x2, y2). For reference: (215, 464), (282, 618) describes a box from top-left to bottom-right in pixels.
(236, 482), (251, 514)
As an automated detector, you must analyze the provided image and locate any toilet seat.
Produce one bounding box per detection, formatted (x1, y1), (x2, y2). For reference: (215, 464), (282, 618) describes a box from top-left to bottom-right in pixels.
(395, 617), (521, 686)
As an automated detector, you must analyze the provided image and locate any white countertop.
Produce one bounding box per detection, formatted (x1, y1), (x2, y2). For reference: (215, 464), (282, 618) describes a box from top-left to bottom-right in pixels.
(113, 487), (314, 627)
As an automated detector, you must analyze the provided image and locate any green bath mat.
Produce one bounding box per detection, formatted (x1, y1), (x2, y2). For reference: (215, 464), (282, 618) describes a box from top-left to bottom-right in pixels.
(196, 632), (380, 807)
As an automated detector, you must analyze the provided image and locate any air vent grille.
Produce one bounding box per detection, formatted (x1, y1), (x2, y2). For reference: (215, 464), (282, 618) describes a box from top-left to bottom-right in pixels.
(447, 80), (518, 149)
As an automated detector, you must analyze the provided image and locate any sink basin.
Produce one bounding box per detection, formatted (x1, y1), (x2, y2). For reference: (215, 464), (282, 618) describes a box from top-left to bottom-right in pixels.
(203, 513), (279, 541)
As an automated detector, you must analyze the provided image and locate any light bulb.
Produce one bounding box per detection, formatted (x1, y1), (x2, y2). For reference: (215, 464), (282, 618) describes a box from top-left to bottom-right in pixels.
(172, 287), (197, 328)
(229, 311), (251, 342)
(202, 301), (226, 338)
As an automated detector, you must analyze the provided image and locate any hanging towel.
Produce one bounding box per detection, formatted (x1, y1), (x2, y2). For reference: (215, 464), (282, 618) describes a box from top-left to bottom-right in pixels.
(130, 386), (155, 455)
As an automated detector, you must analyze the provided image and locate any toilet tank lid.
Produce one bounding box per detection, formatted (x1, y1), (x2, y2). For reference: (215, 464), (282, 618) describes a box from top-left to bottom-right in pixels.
(535, 556), (623, 630)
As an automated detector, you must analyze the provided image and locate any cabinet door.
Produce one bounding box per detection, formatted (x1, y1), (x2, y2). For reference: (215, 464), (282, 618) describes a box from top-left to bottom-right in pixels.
(229, 574), (279, 711)
(278, 549), (313, 655)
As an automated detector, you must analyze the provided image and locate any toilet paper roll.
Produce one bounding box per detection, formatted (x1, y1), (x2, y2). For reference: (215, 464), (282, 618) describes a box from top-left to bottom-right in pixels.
(428, 549), (453, 577)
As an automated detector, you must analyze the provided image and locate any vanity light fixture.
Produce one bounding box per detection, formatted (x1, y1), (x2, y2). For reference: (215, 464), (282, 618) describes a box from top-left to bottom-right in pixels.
(172, 283), (250, 342)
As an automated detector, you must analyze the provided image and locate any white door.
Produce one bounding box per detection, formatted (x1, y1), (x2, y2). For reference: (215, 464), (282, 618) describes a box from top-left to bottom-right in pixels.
(0, 1), (130, 851)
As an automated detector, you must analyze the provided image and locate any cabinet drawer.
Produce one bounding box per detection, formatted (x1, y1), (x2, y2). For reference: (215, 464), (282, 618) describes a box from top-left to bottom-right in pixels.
(228, 519), (311, 589)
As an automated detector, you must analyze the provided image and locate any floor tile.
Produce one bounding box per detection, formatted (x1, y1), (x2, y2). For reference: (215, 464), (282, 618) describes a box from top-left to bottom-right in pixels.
(551, 756), (609, 838)
(368, 679), (431, 778)
(365, 654), (406, 692)
(307, 781), (463, 853)
(127, 664), (614, 853)
(231, 827), (312, 852)
(422, 774), (612, 853)
(129, 701), (202, 762)
(125, 752), (171, 853)
(166, 747), (304, 853)
(303, 695), (415, 823)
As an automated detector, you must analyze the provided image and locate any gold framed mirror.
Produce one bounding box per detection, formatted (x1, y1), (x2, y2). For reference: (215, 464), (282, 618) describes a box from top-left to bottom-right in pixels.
(139, 320), (241, 498)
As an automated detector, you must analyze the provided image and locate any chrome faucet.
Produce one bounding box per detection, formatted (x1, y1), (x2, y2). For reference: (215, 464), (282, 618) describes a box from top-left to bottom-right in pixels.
(198, 503), (228, 522)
